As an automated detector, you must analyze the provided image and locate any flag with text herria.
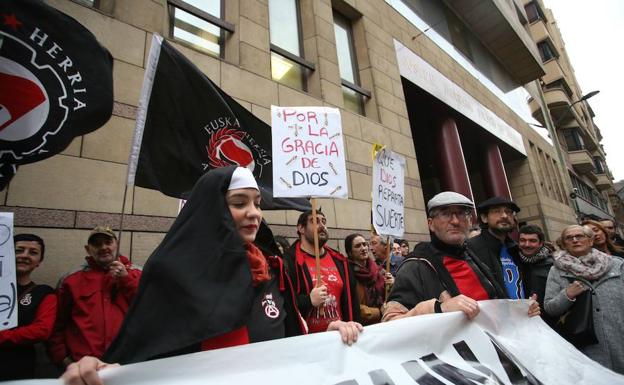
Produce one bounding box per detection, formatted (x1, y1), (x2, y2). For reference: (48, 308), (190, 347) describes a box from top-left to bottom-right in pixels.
(0, 0), (114, 189)
(127, 35), (309, 211)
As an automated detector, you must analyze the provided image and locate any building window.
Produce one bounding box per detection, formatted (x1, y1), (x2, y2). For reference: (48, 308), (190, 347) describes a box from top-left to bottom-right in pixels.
(269, 0), (314, 90)
(445, 7), (473, 61)
(168, 0), (234, 58)
(594, 157), (605, 174)
(525, 2), (543, 23)
(537, 40), (557, 62)
(561, 128), (584, 151)
(333, 12), (369, 115)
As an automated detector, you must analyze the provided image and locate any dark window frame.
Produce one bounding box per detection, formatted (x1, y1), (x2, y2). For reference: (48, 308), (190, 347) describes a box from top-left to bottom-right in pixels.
(167, 0), (234, 59)
(525, 1), (545, 23)
(537, 40), (558, 62)
(333, 11), (370, 115)
(561, 128), (584, 151)
(269, 0), (315, 91)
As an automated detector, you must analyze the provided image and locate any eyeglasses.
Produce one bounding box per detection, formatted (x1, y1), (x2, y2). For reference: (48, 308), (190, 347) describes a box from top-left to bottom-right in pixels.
(563, 234), (589, 242)
(432, 208), (472, 221)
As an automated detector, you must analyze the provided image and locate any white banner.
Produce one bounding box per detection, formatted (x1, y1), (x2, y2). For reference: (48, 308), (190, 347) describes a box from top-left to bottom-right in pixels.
(0, 212), (16, 331)
(271, 106), (347, 198)
(372, 148), (405, 238)
(13, 301), (624, 385)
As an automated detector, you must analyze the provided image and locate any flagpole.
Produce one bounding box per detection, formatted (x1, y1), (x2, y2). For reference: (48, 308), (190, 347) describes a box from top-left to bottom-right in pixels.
(311, 198), (321, 285)
(385, 235), (391, 299)
(117, 184), (130, 261)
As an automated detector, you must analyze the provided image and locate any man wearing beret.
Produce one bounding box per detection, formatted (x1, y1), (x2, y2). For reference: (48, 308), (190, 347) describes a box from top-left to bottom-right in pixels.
(382, 192), (540, 322)
(49, 226), (142, 368)
(468, 197), (531, 301)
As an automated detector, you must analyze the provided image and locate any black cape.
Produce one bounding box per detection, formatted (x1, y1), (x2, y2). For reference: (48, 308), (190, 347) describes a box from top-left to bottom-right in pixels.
(105, 166), (254, 363)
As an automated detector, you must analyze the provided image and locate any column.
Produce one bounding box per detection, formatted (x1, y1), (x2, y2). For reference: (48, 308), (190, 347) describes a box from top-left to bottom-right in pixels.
(482, 143), (512, 198)
(435, 116), (475, 203)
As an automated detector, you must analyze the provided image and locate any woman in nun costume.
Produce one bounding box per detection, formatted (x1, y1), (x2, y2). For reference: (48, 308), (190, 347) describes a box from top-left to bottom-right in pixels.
(62, 166), (362, 385)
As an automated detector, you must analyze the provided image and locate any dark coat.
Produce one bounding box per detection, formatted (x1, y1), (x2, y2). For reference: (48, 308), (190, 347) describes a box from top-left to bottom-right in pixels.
(467, 229), (526, 296)
(284, 241), (361, 323)
(387, 237), (507, 309)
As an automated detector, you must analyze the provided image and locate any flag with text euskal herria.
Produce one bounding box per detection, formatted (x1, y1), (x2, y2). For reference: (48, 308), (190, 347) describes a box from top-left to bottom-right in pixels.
(0, 0), (114, 188)
(127, 35), (309, 211)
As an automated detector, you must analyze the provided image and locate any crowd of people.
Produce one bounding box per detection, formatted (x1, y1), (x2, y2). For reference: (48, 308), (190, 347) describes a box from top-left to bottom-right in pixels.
(2, 166), (624, 383)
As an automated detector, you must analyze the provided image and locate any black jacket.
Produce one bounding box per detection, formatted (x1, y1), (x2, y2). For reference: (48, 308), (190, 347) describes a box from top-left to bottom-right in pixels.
(284, 241), (360, 323)
(518, 246), (558, 327)
(387, 236), (507, 309)
(467, 229), (527, 296)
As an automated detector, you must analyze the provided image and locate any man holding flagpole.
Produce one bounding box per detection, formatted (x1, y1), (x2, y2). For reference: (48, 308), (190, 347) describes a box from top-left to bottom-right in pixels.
(286, 210), (360, 332)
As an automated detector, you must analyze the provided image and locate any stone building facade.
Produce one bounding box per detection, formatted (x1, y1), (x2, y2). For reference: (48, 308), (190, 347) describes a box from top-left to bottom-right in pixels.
(3, 0), (589, 285)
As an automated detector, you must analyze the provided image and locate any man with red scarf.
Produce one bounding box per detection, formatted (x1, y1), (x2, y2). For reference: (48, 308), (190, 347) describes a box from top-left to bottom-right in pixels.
(286, 211), (360, 332)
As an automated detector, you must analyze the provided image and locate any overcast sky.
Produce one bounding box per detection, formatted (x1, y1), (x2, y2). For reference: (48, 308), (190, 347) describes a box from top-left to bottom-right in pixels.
(542, 0), (624, 182)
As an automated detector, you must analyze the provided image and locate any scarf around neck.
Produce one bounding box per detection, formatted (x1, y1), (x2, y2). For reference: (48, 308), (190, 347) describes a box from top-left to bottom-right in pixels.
(349, 257), (385, 307)
(246, 242), (270, 286)
(518, 245), (551, 264)
(554, 248), (612, 281)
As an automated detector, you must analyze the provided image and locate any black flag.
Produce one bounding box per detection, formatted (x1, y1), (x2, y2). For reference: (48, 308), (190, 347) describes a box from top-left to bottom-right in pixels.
(128, 35), (309, 211)
(0, 0), (114, 188)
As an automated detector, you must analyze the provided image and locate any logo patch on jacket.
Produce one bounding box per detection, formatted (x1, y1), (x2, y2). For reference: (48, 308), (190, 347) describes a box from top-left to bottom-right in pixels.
(261, 293), (279, 319)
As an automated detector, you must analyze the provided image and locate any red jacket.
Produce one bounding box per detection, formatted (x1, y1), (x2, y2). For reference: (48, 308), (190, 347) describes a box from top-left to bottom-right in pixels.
(49, 255), (141, 364)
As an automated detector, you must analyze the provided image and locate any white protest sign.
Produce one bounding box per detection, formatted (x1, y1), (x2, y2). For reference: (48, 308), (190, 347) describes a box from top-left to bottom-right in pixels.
(372, 147), (405, 237)
(0, 212), (16, 331)
(21, 301), (624, 385)
(271, 106), (347, 198)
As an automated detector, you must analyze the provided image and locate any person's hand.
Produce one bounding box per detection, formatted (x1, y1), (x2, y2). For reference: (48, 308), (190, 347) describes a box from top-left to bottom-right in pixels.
(108, 260), (128, 278)
(61, 356), (119, 385)
(527, 293), (540, 317)
(384, 272), (394, 286)
(440, 294), (480, 319)
(327, 320), (363, 346)
(310, 285), (328, 307)
(565, 280), (587, 300)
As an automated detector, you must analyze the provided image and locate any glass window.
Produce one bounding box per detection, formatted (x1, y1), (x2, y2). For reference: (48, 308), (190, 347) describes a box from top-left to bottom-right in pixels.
(270, 52), (305, 90)
(537, 40), (556, 62)
(594, 157), (605, 173)
(170, 0), (224, 58)
(269, 0), (305, 89)
(561, 128), (584, 151)
(333, 12), (364, 115)
(269, 0), (301, 56)
(525, 2), (541, 23)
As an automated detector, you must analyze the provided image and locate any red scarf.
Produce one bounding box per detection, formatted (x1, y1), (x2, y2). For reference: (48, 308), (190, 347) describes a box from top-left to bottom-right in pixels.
(350, 258), (386, 307)
(246, 242), (270, 286)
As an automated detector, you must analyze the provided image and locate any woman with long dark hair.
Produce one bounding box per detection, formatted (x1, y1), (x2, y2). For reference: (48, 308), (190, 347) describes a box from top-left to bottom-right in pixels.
(581, 219), (624, 257)
(344, 233), (393, 325)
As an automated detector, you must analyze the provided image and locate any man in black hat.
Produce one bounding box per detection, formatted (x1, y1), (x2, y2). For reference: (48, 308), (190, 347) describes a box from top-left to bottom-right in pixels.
(468, 197), (528, 300)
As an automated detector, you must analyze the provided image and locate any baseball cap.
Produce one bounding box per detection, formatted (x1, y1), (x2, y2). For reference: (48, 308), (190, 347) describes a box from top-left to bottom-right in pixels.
(88, 226), (116, 243)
